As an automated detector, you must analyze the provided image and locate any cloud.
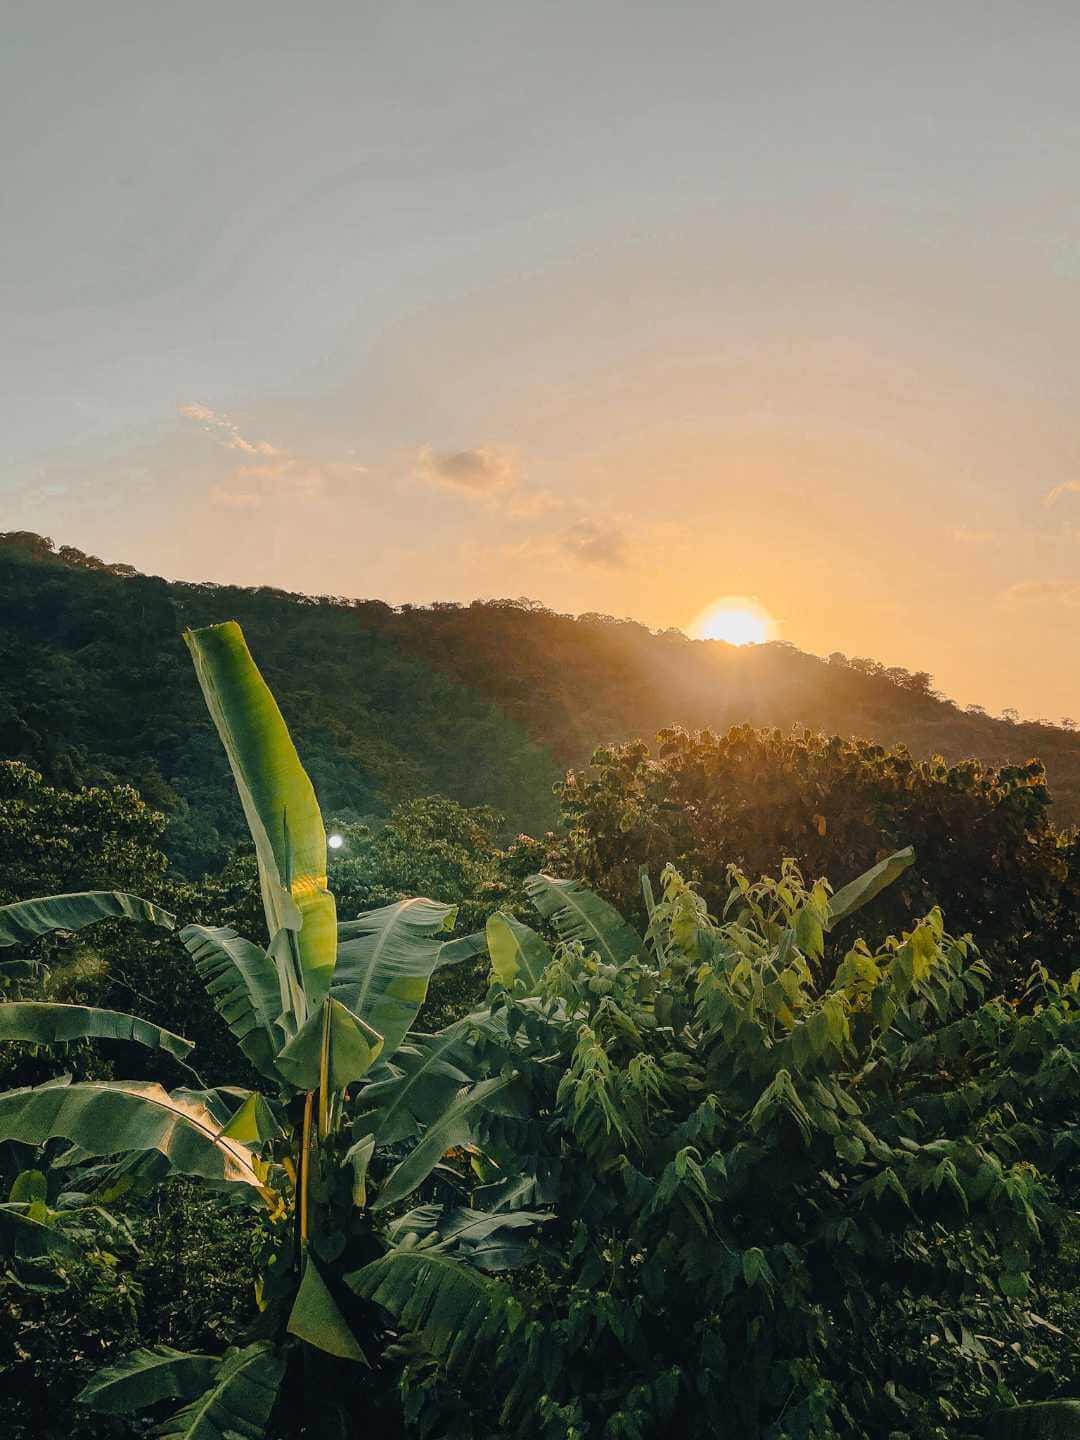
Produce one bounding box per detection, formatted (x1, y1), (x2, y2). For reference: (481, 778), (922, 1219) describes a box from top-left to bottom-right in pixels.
(416, 445), (519, 498)
(1001, 579), (1080, 609)
(178, 402), (281, 457)
(560, 519), (630, 568)
(1044, 480), (1080, 506)
(180, 401), (366, 507)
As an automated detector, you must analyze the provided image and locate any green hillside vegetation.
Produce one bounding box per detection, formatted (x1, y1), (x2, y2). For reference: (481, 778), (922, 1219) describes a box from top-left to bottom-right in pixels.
(3, 532), (1080, 882)
(0, 623), (1075, 1440)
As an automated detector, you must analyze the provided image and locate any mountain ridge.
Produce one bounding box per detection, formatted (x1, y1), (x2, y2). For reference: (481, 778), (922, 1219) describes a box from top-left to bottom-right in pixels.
(3, 530), (1079, 870)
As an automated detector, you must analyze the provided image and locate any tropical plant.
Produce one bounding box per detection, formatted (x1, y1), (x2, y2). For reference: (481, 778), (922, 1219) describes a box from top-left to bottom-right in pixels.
(451, 851), (1080, 1439)
(0, 622), (542, 1437)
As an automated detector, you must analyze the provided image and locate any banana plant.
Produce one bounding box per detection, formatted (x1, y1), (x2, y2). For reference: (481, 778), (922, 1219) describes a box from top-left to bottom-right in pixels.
(0, 622), (544, 1437)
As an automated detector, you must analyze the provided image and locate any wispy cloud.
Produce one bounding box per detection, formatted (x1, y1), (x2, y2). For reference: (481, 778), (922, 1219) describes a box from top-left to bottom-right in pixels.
(1044, 480), (1080, 506)
(416, 445), (519, 498)
(1001, 579), (1080, 609)
(180, 402), (366, 508)
(178, 402), (282, 458)
(560, 519), (630, 568)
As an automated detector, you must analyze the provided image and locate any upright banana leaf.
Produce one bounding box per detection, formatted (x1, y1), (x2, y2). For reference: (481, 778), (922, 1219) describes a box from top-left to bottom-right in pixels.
(332, 898), (457, 1061)
(184, 622), (337, 1011)
(275, 997), (383, 1091)
(485, 912), (552, 991)
(0, 891), (174, 948)
(826, 846), (915, 930)
(180, 924), (282, 1078)
(524, 874), (643, 967)
(152, 1343), (284, 1440)
(0, 1002), (193, 1061)
(0, 1080), (265, 1189)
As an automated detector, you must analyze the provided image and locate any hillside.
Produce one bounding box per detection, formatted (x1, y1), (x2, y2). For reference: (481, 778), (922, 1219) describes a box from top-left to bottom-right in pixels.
(3, 530), (1079, 872)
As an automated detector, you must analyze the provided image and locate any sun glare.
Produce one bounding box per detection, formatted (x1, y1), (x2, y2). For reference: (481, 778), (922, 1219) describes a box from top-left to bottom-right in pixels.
(690, 597), (776, 646)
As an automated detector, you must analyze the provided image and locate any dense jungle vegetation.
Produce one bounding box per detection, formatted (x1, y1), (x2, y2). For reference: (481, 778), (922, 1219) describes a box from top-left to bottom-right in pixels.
(0, 567), (1078, 1438)
(5, 530), (1080, 877)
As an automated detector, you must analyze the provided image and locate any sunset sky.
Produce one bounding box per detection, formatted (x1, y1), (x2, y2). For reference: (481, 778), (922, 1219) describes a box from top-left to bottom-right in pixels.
(4, 2), (1080, 720)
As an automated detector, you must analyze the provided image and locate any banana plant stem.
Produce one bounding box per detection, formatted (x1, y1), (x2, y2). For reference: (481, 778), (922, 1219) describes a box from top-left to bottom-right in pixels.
(299, 1090), (314, 1248)
(318, 999), (331, 1140)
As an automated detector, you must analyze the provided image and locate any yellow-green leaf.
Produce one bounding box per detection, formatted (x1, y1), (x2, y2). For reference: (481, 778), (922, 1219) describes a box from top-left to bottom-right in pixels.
(184, 622), (337, 1011)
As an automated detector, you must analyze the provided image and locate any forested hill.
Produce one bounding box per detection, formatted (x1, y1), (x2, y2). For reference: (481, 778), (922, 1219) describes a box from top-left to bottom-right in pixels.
(3, 529), (1080, 871)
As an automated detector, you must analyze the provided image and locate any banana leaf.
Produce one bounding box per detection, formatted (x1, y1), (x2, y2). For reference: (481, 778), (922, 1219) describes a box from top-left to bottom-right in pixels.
(524, 875), (642, 966)
(78, 1346), (217, 1415)
(826, 847), (915, 929)
(0, 1080), (265, 1188)
(485, 912), (552, 991)
(0, 890), (174, 948)
(185, 622), (337, 1011)
(181, 924), (281, 1078)
(372, 1073), (514, 1210)
(0, 1002), (192, 1060)
(348, 1247), (511, 1377)
(332, 898), (457, 1061)
(153, 1342), (284, 1440)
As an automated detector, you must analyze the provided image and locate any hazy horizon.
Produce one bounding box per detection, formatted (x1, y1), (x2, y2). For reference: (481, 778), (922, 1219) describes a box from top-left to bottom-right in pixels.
(5, 2), (1080, 722)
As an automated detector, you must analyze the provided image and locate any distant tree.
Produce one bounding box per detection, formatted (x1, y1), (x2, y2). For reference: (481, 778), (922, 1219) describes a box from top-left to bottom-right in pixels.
(552, 725), (1075, 985)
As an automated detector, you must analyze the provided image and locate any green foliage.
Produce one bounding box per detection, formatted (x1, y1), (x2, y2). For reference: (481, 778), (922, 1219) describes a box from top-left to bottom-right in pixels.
(0, 622), (545, 1439)
(554, 725), (1080, 985)
(9, 532), (1080, 882)
(461, 860), (1080, 1439)
(0, 539), (561, 872)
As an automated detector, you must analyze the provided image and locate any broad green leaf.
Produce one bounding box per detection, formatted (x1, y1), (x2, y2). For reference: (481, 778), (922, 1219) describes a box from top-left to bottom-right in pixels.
(348, 1247), (512, 1377)
(184, 622), (337, 1010)
(441, 1206), (552, 1271)
(275, 997), (383, 1091)
(372, 1073), (514, 1211)
(486, 912), (552, 991)
(355, 1015), (481, 1145)
(78, 1346), (217, 1415)
(0, 1002), (192, 1060)
(181, 925), (282, 1078)
(333, 898), (456, 1061)
(524, 875), (642, 967)
(9, 1168), (46, 1203)
(0, 890), (174, 948)
(153, 1342), (284, 1440)
(287, 1256), (368, 1362)
(0, 1202), (83, 1259)
(0, 1080), (265, 1189)
(436, 930), (487, 969)
(826, 847), (915, 930)
(220, 1092), (281, 1146)
(344, 1133), (375, 1207)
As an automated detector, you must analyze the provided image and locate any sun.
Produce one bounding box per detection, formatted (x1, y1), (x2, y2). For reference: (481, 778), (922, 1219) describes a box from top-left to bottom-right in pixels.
(689, 596), (776, 646)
